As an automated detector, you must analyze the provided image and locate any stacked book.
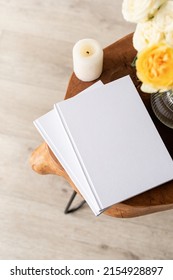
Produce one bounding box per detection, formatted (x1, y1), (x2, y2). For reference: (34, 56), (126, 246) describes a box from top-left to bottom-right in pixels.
(34, 76), (173, 216)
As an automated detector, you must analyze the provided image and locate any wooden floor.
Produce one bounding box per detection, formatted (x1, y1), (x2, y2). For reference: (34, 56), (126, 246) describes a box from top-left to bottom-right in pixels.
(0, 0), (173, 260)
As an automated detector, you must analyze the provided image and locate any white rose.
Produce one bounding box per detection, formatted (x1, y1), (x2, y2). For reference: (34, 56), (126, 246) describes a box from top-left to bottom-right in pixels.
(133, 21), (164, 51)
(153, 1), (173, 32)
(140, 83), (171, 93)
(140, 83), (158, 93)
(122, 0), (168, 23)
(165, 31), (173, 47)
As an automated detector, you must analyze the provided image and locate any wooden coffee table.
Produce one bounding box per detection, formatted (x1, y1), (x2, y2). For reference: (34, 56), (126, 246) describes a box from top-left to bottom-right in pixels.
(30, 33), (173, 218)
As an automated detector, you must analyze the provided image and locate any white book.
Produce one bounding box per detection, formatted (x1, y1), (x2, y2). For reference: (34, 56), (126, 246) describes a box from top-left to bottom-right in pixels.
(54, 75), (173, 211)
(34, 81), (104, 215)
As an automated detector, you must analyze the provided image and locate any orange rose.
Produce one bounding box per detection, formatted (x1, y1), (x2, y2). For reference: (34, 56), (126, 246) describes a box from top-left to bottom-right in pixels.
(136, 43), (173, 91)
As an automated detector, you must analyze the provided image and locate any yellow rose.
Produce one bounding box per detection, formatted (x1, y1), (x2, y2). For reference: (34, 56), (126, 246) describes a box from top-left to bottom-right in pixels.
(136, 43), (173, 91)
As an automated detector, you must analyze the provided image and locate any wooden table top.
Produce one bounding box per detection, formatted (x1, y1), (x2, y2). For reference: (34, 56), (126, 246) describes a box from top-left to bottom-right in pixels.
(30, 33), (173, 218)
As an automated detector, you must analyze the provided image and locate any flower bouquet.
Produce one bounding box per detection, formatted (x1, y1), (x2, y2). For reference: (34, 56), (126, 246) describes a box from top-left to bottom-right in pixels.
(122, 0), (173, 128)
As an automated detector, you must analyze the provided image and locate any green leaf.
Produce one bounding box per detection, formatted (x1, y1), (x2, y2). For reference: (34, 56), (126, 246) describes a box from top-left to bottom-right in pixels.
(131, 55), (137, 67)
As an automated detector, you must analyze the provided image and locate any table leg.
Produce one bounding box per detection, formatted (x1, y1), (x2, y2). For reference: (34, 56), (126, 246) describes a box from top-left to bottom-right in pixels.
(64, 191), (86, 214)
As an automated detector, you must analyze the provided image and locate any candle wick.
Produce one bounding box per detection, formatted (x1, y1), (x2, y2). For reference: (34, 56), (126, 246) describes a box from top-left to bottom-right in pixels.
(86, 51), (90, 54)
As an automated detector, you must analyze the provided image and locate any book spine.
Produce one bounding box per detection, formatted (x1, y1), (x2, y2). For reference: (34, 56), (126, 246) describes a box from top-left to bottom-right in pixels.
(54, 104), (104, 210)
(33, 118), (101, 216)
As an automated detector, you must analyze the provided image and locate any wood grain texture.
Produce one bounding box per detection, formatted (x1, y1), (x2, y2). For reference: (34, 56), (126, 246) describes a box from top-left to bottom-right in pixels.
(30, 33), (173, 218)
(1, 0), (173, 260)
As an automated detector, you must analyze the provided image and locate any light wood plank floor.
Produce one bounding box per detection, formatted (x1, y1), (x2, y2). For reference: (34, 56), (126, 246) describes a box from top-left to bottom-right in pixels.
(0, 0), (173, 260)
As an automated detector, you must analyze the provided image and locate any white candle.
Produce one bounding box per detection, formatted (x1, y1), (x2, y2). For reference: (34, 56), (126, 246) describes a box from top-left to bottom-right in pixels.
(72, 39), (103, 82)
